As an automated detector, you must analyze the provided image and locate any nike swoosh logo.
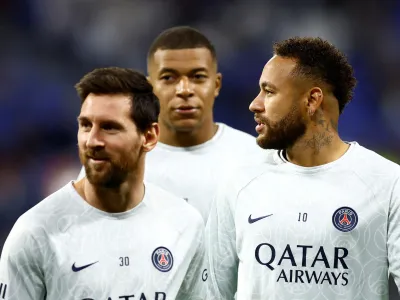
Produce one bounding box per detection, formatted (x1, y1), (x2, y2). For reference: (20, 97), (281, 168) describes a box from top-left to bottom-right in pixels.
(248, 214), (273, 224)
(72, 261), (99, 272)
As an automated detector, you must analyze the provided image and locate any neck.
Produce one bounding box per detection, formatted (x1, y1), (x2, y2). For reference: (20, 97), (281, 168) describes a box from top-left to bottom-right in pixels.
(158, 119), (218, 147)
(286, 117), (349, 167)
(74, 173), (145, 213)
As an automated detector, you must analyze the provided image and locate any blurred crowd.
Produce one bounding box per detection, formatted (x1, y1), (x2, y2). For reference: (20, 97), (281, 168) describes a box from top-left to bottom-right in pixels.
(1, 0), (400, 296)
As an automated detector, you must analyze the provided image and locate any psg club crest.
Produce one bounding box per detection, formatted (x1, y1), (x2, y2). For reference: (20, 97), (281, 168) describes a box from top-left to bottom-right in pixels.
(152, 246), (174, 272)
(332, 207), (358, 232)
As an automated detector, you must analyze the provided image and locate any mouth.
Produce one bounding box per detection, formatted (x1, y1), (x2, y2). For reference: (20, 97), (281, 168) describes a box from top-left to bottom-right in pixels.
(87, 156), (109, 162)
(174, 105), (199, 114)
(254, 118), (266, 133)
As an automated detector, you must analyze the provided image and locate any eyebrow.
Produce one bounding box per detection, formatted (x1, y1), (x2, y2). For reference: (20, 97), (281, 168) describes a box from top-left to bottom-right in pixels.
(77, 116), (88, 123)
(159, 67), (209, 75)
(260, 81), (278, 90)
(77, 116), (123, 128)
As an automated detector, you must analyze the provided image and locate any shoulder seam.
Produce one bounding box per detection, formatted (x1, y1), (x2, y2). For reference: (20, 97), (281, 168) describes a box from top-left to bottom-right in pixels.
(232, 169), (269, 216)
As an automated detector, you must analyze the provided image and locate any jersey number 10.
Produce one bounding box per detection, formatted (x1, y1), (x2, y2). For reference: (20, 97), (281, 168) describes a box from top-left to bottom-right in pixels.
(298, 212), (308, 222)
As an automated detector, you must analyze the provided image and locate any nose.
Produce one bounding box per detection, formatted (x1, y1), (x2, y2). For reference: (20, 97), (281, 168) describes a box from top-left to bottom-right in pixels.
(249, 93), (265, 113)
(86, 127), (105, 149)
(176, 77), (194, 98)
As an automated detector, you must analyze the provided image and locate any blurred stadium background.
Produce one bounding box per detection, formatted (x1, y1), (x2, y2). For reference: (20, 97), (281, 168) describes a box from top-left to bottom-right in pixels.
(1, 0), (400, 297)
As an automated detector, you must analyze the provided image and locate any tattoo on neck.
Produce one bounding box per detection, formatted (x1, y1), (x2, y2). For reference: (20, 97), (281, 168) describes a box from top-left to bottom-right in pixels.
(301, 132), (334, 154)
(301, 111), (335, 154)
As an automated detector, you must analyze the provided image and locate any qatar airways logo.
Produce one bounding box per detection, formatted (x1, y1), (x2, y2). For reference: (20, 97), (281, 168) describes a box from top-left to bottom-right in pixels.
(82, 292), (166, 300)
(255, 244), (349, 286)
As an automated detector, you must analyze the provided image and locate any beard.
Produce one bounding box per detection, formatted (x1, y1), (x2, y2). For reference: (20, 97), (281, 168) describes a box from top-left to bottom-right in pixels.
(256, 104), (307, 150)
(79, 147), (139, 189)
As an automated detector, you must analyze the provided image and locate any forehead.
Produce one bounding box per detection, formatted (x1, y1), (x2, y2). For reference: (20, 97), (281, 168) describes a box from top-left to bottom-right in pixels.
(150, 48), (214, 73)
(80, 93), (131, 121)
(260, 55), (298, 86)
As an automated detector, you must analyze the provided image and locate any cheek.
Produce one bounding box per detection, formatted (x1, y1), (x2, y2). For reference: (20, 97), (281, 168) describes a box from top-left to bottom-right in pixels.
(154, 84), (174, 103)
(264, 96), (290, 122)
(120, 140), (142, 166)
(197, 84), (216, 105)
(77, 132), (86, 149)
(123, 134), (143, 153)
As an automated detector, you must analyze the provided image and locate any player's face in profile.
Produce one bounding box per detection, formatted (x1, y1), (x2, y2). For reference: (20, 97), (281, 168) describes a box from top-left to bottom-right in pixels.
(77, 94), (143, 188)
(148, 48), (221, 133)
(249, 55), (307, 150)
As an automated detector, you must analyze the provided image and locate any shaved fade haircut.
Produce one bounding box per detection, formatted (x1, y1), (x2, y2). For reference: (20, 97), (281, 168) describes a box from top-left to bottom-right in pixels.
(147, 26), (217, 63)
(274, 37), (357, 114)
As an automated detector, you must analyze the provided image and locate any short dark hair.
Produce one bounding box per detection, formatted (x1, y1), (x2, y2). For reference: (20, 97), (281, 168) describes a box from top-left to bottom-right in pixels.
(147, 26), (216, 62)
(273, 37), (356, 114)
(75, 67), (160, 132)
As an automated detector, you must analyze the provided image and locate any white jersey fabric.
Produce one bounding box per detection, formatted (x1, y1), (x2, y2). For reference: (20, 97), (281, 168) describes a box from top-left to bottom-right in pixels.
(78, 123), (268, 222)
(143, 123), (268, 222)
(205, 142), (400, 300)
(0, 181), (205, 300)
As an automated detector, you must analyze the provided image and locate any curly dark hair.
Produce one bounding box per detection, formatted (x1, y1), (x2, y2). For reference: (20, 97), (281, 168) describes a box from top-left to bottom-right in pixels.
(75, 67), (160, 132)
(147, 26), (216, 62)
(273, 37), (356, 114)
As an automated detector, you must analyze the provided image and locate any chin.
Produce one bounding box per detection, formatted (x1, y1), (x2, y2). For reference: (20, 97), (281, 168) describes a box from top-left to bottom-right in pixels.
(86, 173), (108, 185)
(171, 119), (202, 132)
(86, 167), (108, 181)
(256, 135), (266, 146)
(87, 175), (120, 188)
(256, 136), (282, 150)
